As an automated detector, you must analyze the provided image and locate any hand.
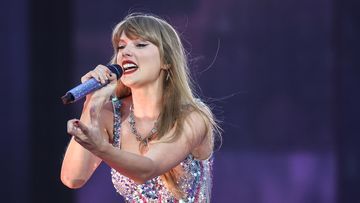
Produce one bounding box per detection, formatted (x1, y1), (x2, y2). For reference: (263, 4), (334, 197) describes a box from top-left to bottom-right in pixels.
(67, 118), (107, 154)
(81, 64), (118, 100)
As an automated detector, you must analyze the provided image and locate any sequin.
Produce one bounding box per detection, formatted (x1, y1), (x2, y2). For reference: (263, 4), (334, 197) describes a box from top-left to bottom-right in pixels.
(110, 98), (213, 203)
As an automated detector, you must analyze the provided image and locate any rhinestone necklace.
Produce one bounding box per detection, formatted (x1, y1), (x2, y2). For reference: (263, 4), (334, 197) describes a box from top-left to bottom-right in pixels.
(128, 105), (158, 146)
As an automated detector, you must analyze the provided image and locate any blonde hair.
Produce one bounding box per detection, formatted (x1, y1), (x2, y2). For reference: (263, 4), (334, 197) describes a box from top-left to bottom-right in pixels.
(110, 13), (221, 199)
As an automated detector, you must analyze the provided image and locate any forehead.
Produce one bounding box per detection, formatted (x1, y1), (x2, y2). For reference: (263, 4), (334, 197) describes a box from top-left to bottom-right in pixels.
(118, 32), (140, 41)
(115, 23), (159, 46)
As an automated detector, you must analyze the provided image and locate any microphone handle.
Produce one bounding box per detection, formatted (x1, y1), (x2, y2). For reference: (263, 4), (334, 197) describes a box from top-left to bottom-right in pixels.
(61, 78), (109, 104)
(61, 64), (122, 105)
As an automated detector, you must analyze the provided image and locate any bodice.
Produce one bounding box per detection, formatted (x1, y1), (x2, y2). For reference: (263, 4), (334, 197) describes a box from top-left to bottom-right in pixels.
(110, 98), (213, 203)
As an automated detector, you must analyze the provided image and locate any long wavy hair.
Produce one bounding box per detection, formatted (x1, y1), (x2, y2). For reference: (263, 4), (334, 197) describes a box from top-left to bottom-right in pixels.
(110, 13), (221, 199)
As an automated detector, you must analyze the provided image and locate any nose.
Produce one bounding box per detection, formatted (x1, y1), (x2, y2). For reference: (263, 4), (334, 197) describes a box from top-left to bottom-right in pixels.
(121, 46), (133, 57)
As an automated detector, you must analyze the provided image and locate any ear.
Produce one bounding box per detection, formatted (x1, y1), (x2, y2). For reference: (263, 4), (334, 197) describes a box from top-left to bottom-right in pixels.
(162, 64), (171, 70)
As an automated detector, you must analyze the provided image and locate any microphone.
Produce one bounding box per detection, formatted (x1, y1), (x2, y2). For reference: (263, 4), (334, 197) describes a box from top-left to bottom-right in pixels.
(61, 64), (123, 104)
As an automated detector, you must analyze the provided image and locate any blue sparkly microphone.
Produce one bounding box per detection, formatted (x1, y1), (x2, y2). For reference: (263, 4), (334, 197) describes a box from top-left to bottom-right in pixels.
(61, 64), (123, 104)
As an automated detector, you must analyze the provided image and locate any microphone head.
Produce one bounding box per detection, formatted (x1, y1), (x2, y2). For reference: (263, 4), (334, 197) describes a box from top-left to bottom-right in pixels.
(107, 64), (123, 79)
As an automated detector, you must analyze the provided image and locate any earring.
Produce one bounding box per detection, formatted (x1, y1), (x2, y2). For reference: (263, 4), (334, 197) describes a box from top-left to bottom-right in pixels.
(166, 70), (170, 81)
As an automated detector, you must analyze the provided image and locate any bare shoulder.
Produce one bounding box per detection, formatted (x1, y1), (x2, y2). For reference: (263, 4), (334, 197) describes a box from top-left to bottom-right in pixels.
(183, 109), (213, 160)
(100, 96), (132, 142)
(100, 96), (132, 122)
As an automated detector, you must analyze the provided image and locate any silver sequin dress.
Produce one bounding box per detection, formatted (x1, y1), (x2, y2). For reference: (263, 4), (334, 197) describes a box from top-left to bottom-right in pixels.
(110, 98), (213, 203)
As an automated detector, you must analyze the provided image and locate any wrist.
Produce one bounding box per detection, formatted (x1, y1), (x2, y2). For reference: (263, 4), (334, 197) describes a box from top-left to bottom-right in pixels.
(86, 94), (108, 105)
(93, 139), (110, 157)
(83, 96), (107, 115)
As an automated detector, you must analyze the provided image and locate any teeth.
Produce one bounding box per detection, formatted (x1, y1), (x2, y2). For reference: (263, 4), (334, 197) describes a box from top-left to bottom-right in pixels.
(123, 63), (137, 69)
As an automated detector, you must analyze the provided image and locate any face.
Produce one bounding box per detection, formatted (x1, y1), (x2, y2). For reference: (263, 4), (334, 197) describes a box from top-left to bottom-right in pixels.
(116, 32), (163, 88)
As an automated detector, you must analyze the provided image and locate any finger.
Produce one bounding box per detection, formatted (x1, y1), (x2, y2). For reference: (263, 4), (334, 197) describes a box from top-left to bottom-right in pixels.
(81, 65), (111, 84)
(67, 119), (82, 136)
(67, 119), (76, 134)
(108, 72), (117, 83)
(96, 69), (108, 85)
(81, 71), (101, 83)
(95, 65), (110, 84)
(95, 64), (111, 74)
(90, 71), (102, 83)
(99, 65), (115, 81)
(81, 72), (93, 83)
(73, 119), (89, 135)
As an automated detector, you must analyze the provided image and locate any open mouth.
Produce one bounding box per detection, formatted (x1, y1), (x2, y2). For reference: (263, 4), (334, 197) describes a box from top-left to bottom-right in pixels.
(122, 61), (138, 75)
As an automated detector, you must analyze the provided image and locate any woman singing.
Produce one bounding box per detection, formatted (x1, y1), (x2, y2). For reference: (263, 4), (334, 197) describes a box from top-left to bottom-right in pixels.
(61, 13), (221, 202)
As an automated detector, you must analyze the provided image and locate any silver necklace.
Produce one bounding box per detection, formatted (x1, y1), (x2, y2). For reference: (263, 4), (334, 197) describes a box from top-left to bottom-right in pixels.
(128, 105), (158, 146)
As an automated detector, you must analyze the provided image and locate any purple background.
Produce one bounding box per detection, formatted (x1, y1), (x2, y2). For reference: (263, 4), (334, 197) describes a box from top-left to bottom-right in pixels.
(1, 0), (359, 202)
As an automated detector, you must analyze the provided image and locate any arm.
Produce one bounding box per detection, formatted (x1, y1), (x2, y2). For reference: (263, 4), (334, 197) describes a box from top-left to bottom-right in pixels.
(61, 97), (109, 188)
(70, 110), (207, 184)
(61, 65), (117, 188)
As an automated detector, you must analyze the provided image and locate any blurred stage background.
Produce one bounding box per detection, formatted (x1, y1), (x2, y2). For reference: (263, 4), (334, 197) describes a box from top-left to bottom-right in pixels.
(1, 0), (359, 202)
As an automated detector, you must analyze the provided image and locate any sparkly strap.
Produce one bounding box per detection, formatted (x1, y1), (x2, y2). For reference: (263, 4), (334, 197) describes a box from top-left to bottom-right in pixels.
(111, 96), (122, 148)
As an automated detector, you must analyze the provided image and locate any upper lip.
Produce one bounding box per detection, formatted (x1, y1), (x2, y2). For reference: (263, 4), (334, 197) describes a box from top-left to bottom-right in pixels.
(122, 60), (138, 70)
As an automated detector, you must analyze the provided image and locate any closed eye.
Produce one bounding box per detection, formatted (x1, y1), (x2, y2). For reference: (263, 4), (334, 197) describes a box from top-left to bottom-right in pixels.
(136, 43), (148, 48)
(117, 45), (125, 50)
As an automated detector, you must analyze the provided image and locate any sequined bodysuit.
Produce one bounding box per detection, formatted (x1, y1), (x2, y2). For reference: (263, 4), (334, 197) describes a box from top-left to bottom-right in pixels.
(110, 98), (213, 203)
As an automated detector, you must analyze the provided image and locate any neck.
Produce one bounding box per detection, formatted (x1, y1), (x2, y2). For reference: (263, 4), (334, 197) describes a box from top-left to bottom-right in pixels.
(131, 86), (163, 120)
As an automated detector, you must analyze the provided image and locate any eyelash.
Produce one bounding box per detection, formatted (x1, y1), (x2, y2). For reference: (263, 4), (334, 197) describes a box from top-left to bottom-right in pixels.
(117, 43), (148, 50)
(136, 43), (148, 48)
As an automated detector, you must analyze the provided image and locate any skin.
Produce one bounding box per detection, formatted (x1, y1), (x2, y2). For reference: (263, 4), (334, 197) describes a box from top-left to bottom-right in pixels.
(61, 32), (211, 188)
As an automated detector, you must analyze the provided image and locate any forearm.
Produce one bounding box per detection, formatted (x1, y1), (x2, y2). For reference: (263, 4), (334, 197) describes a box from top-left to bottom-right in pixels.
(61, 97), (107, 188)
(83, 94), (108, 120)
(61, 137), (101, 188)
(94, 143), (157, 184)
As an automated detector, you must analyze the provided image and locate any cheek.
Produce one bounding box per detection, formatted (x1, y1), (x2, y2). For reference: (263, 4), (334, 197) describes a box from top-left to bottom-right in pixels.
(116, 52), (122, 64)
(145, 57), (161, 71)
(146, 50), (161, 67)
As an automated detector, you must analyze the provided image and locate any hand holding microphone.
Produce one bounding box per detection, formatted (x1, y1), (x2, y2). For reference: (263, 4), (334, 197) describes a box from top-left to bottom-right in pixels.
(62, 64), (123, 104)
